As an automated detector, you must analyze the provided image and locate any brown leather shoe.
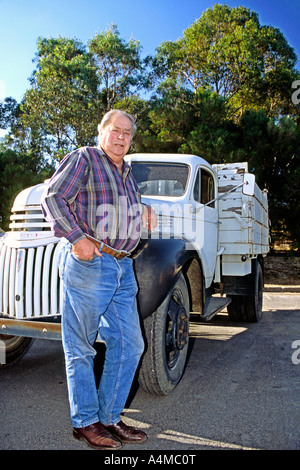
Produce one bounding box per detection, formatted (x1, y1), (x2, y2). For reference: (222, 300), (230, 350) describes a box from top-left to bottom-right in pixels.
(73, 422), (122, 450)
(104, 420), (147, 444)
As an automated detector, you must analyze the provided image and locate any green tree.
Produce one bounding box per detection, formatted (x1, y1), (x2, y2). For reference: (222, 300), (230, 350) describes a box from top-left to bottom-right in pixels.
(137, 80), (239, 160)
(153, 4), (298, 118)
(179, 89), (239, 162)
(0, 97), (20, 131)
(0, 148), (55, 231)
(21, 36), (100, 159)
(235, 111), (300, 247)
(88, 24), (150, 111)
(145, 81), (196, 153)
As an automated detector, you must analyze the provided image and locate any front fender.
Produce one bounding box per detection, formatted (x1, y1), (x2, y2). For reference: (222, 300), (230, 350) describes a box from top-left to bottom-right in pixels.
(133, 237), (197, 319)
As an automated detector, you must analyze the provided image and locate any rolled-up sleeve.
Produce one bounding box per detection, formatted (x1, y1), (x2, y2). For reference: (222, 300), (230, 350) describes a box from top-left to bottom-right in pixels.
(41, 149), (88, 245)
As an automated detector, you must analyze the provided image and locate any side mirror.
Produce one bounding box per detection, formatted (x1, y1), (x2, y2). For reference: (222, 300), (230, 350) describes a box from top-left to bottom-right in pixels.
(243, 173), (255, 196)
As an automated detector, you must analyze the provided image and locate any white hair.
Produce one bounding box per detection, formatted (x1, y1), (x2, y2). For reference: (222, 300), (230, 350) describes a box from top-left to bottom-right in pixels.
(99, 109), (137, 136)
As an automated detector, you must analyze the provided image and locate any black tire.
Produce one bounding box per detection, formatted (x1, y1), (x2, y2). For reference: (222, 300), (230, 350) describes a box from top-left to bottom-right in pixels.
(0, 335), (33, 368)
(227, 260), (263, 323)
(138, 273), (190, 396)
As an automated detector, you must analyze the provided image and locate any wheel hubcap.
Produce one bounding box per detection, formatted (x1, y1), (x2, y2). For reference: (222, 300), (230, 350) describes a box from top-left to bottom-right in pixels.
(165, 290), (189, 368)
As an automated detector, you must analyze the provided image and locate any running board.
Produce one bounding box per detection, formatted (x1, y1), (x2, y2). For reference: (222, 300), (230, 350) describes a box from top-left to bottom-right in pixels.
(202, 296), (232, 322)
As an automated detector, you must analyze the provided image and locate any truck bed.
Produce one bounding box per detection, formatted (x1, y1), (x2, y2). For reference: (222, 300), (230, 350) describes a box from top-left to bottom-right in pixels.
(213, 163), (269, 275)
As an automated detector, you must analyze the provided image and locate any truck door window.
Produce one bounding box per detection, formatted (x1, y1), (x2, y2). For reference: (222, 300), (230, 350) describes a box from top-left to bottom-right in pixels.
(193, 169), (215, 207)
(131, 162), (189, 197)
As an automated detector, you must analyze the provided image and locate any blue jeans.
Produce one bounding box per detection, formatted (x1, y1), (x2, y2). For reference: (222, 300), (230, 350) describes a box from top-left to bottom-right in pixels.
(59, 242), (144, 428)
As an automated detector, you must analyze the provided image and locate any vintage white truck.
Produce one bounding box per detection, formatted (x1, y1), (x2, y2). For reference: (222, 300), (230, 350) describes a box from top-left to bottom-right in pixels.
(0, 153), (269, 395)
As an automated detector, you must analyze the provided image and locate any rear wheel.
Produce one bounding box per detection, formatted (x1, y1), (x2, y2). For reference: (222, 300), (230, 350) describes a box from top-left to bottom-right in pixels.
(227, 260), (263, 323)
(0, 335), (33, 368)
(139, 273), (190, 395)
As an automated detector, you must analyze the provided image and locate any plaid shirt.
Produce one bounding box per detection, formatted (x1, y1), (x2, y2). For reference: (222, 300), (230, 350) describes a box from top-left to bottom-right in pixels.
(41, 146), (143, 252)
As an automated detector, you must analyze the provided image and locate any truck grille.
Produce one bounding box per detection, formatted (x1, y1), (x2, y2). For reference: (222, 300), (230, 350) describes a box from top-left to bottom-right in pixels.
(0, 241), (62, 319)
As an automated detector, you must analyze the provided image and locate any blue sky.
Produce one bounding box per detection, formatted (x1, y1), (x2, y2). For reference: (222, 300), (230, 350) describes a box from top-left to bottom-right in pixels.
(0, 0), (299, 102)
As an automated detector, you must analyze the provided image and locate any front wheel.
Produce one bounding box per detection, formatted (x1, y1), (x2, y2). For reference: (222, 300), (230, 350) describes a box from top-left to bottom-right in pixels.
(0, 335), (33, 368)
(138, 273), (190, 396)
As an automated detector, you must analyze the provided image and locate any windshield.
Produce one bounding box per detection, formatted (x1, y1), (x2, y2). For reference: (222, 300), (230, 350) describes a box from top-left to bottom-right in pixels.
(131, 162), (189, 197)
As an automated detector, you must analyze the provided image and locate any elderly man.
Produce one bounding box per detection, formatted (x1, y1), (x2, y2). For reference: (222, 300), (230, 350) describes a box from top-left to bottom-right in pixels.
(41, 110), (156, 450)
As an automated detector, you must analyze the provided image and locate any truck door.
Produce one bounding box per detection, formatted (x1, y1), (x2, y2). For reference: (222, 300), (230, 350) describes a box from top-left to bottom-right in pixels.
(189, 167), (218, 287)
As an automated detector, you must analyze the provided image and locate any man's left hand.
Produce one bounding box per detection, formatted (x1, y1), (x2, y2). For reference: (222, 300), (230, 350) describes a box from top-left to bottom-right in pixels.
(142, 205), (157, 233)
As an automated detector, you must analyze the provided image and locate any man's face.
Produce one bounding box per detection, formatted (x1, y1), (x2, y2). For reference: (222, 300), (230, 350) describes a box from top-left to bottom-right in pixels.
(99, 115), (133, 163)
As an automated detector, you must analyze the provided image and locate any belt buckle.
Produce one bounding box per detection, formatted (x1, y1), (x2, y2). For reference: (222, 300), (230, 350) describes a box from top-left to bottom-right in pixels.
(98, 240), (130, 258)
(105, 243), (130, 259)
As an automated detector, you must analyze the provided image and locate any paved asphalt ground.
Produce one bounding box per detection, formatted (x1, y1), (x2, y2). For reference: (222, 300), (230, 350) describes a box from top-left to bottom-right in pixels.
(0, 288), (299, 455)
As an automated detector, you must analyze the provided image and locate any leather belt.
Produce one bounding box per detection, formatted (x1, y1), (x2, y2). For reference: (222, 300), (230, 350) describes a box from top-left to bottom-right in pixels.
(85, 235), (130, 260)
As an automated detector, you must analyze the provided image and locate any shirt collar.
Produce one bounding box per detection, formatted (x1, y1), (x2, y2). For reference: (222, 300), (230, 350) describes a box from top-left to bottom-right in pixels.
(96, 145), (131, 175)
